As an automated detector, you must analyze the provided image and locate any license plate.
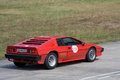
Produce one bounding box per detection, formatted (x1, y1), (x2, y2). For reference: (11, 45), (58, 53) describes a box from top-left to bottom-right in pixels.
(17, 49), (27, 53)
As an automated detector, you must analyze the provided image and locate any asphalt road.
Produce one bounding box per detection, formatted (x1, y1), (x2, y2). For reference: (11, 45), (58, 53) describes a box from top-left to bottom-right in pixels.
(0, 41), (120, 80)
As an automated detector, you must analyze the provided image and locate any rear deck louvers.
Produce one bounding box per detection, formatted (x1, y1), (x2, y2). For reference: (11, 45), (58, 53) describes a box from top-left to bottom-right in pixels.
(23, 37), (51, 45)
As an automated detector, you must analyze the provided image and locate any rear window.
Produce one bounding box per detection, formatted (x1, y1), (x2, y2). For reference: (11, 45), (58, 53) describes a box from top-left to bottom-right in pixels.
(23, 38), (50, 45)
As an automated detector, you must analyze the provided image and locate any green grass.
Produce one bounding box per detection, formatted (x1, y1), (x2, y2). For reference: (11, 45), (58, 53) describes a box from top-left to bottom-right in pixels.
(0, 0), (120, 58)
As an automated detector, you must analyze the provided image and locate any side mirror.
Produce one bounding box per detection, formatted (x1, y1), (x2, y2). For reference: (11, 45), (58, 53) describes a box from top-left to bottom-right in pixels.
(81, 42), (85, 46)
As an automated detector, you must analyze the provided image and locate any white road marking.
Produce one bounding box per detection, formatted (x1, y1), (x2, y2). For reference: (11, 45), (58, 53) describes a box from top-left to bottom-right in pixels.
(116, 73), (120, 76)
(79, 71), (120, 80)
(98, 76), (110, 80)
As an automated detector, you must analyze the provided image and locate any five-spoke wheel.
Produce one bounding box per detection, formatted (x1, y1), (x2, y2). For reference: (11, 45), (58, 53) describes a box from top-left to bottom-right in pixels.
(86, 48), (96, 62)
(44, 52), (57, 69)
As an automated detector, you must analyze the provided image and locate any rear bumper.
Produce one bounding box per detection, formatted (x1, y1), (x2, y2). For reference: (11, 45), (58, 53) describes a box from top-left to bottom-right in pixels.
(5, 53), (41, 61)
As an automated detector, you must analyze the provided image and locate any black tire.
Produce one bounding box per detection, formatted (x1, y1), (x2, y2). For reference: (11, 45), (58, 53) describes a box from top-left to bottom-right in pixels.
(14, 62), (26, 67)
(86, 48), (96, 62)
(44, 52), (58, 69)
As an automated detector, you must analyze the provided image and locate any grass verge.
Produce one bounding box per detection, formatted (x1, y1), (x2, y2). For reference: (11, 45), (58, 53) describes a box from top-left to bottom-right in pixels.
(0, 0), (120, 58)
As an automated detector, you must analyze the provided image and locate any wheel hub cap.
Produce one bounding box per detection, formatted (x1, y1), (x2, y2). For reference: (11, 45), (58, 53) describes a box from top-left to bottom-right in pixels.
(48, 55), (56, 67)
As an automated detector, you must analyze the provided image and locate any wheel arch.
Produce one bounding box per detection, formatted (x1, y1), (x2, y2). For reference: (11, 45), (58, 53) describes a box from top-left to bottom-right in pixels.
(89, 46), (97, 56)
(90, 46), (96, 52)
(48, 50), (58, 58)
(86, 46), (96, 55)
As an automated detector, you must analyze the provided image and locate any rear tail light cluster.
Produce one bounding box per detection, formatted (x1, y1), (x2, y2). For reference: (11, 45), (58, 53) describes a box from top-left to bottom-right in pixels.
(7, 47), (38, 54)
(28, 49), (38, 54)
(7, 48), (16, 53)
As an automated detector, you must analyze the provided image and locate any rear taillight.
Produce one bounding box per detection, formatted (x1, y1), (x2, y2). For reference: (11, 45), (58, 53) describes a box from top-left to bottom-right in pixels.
(28, 49), (38, 54)
(6, 46), (38, 55)
(7, 48), (16, 53)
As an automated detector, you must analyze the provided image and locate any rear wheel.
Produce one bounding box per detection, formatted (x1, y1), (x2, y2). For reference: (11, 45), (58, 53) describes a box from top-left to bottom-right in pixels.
(86, 48), (96, 62)
(44, 52), (57, 69)
(14, 62), (26, 67)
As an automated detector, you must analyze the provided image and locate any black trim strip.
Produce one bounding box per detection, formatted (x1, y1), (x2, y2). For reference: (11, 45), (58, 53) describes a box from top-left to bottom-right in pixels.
(101, 48), (104, 52)
(5, 54), (41, 61)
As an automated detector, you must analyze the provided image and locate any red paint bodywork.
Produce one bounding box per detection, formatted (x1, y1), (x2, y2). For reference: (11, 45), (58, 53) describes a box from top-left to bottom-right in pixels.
(5, 36), (103, 64)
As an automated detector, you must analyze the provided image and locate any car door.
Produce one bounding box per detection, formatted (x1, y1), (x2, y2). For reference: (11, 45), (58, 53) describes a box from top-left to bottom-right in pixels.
(70, 38), (87, 59)
(62, 38), (86, 60)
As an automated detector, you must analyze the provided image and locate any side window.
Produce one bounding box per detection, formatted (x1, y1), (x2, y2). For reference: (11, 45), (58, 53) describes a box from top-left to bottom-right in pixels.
(71, 38), (82, 44)
(62, 38), (73, 45)
(62, 38), (82, 46)
(62, 38), (74, 45)
(56, 39), (64, 46)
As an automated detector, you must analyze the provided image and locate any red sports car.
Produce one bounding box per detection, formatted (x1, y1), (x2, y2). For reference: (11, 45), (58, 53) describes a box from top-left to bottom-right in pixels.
(5, 36), (104, 69)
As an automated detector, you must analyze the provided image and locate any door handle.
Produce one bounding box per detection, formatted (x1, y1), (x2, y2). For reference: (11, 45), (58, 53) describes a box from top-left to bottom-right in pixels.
(68, 47), (71, 49)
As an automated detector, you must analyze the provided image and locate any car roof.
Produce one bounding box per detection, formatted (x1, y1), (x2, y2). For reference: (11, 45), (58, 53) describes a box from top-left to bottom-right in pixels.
(34, 36), (71, 39)
(21, 36), (69, 45)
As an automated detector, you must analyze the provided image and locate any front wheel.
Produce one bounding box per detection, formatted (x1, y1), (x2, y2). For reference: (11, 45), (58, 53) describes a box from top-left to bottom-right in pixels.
(86, 48), (96, 62)
(44, 52), (57, 69)
(14, 62), (26, 67)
